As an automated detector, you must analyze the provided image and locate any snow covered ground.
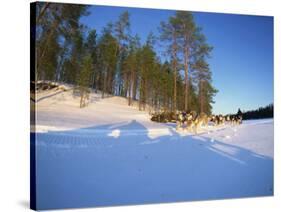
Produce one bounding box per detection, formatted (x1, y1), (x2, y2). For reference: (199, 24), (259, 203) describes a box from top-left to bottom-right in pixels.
(31, 88), (274, 210)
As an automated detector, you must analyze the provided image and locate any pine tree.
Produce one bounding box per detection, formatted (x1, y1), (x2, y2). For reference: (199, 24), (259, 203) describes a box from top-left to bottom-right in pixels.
(114, 11), (131, 96)
(77, 55), (92, 108)
(34, 4), (218, 113)
(35, 2), (89, 82)
(85, 29), (97, 89)
(123, 34), (141, 105)
(37, 29), (61, 80)
(65, 27), (85, 84)
(159, 16), (181, 112)
(192, 58), (217, 115)
(175, 11), (196, 111)
(190, 27), (215, 115)
(160, 61), (173, 111)
(138, 37), (157, 111)
(97, 27), (118, 98)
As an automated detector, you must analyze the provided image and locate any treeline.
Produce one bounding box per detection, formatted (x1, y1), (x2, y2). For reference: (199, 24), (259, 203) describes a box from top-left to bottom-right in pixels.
(34, 2), (217, 113)
(241, 104), (274, 120)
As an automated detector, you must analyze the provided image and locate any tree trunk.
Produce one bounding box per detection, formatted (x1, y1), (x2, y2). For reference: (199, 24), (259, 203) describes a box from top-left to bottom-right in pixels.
(128, 71), (134, 106)
(184, 48), (189, 111)
(133, 72), (138, 100)
(200, 80), (204, 113)
(107, 71), (112, 95)
(80, 91), (84, 108)
(143, 80), (146, 111)
(139, 77), (143, 111)
(102, 67), (107, 98)
(172, 32), (177, 112)
(124, 73), (129, 99)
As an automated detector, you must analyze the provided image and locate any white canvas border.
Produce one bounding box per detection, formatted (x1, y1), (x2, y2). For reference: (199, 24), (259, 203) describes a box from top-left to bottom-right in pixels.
(0, 0), (279, 211)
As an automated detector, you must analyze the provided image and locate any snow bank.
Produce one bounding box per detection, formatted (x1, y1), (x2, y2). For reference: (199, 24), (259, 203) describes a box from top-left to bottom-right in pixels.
(32, 86), (171, 138)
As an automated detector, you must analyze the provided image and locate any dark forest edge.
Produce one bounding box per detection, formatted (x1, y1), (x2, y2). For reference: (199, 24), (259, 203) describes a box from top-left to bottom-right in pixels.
(233, 104), (274, 120)
(34, 2), (217, 114)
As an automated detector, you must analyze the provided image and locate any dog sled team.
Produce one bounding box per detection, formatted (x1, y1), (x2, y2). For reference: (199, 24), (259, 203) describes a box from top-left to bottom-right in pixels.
(175, 111), (242, 133)
(150, 109), (243, 134)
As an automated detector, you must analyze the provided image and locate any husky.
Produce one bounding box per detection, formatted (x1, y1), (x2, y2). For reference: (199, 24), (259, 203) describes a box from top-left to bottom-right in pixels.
(200, 112), (209, 127)
(230, 115), (242, 125)
(210, 114), (225, 126)
(176, 110), (195, 131)
(185, 111), (196, 131)
(176, 111), (187, 130)
(225, 115), (231, 122)
(177, 111), (210, 133)
(186, 111), (208, 134)
(210, 115), (219, 125)
(219, 115), (225, 125)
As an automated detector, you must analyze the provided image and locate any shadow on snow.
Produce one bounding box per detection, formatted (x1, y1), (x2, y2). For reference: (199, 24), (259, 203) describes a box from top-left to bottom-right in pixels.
(31, 120), (273, 210)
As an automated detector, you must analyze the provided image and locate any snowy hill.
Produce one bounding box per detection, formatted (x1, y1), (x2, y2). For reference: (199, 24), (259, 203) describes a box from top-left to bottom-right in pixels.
(31, 86), (274, 210)
(33, 86), (167, 134)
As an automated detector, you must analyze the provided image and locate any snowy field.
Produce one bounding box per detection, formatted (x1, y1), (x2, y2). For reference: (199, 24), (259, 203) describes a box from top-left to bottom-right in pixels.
(31, 88), (274, 210)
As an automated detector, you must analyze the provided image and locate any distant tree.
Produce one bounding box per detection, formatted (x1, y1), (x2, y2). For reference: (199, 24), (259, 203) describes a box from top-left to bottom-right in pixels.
(237, 108), (242, 116)
(232, 104), (273, 120)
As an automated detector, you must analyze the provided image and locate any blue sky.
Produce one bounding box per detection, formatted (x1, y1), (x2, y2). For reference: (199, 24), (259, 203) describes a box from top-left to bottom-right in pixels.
(80, 5), (273, 115)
